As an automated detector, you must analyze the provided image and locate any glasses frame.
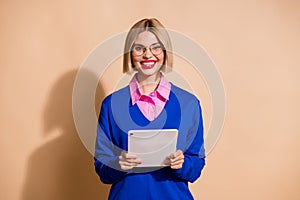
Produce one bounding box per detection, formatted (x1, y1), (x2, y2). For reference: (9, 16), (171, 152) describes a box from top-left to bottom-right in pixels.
(131, 43), (164, 56)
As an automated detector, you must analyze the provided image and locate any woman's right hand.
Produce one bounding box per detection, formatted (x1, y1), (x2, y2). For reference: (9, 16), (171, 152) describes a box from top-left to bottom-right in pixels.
(119, 151), (142, 171)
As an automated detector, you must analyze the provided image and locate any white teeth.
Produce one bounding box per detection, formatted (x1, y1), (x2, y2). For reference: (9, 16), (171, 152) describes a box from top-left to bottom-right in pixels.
(142, 62), (155, 66)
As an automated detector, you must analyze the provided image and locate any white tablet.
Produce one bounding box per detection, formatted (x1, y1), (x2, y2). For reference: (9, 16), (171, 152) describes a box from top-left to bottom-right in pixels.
(128, 129), (178, 167)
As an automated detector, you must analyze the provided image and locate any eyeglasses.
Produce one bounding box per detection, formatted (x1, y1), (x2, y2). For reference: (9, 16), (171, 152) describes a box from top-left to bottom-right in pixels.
(131, 43), (164, 56)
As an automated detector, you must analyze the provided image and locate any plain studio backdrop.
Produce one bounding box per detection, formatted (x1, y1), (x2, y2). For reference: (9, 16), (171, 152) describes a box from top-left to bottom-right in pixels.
(1, 1), (299, 200)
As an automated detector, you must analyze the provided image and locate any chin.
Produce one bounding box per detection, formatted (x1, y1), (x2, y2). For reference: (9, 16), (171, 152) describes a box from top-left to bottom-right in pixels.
(140, 70), (159, 77)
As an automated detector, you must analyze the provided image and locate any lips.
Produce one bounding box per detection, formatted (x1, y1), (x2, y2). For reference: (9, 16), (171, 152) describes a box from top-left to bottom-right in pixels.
(140, 60), (157, 69)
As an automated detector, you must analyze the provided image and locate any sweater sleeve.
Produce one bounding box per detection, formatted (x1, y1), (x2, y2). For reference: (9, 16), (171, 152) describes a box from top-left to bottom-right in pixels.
(172, 99), (206, 183)
(94, 97), (128, 184)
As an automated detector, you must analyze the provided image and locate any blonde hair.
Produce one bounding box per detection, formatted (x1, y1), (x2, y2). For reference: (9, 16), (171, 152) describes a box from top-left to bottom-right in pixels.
(123, 18), (173, 73)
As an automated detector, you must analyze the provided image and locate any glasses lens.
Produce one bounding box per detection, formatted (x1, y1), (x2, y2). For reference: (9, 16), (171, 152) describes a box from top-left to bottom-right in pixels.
(132, 44), (163, 56)
(150, 44), (163, 55)
(132, 45), (144, 56)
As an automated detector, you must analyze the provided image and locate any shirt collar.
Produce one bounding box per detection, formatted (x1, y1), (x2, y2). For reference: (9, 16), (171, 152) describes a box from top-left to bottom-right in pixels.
(129, 73), (171, 105)
(129, 75), (141, 105)
(156, 74), (171, 100)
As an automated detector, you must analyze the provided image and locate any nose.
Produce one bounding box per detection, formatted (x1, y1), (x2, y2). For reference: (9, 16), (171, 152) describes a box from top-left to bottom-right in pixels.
(143, 47), (153, 59)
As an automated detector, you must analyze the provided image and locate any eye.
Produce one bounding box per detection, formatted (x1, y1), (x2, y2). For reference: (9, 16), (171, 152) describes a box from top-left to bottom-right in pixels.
(151, 44), (163, 50)
(152, 45), (161, 50)
(133, 45), (144, 51)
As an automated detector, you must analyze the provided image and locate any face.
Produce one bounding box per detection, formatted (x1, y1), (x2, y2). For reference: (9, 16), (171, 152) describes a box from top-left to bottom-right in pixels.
(131, 31), (164, 80)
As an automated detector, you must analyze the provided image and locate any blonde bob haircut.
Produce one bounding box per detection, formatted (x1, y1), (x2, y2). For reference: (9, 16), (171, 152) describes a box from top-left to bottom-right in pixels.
(123, 18), (173, 73)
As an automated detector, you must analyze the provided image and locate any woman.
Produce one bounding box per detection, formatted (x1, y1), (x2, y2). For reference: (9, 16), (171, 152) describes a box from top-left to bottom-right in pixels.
(94, 18), (205, 200)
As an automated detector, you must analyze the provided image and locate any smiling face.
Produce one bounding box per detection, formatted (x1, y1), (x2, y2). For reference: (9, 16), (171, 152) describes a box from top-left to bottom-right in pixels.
(131, 31), (165, 81)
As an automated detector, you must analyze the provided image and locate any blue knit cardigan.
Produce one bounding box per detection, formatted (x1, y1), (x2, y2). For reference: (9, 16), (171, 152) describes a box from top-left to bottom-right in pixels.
(94, 83), (206, 200)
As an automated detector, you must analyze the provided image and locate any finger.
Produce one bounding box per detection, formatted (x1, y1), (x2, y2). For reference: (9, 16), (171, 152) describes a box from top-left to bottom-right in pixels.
(119, 161), (132, 167)
(168, 150), (183, 159)
(119, 153), (141, 165)
(120, 156), (142, 164)
(170, 158), (184, 166)
(128, 158), (142, 164)
(173, 150), (183, 157)
(121, 151), (138, 159)
(170, 154), (184, 163)
(168, 153), (175, 160)
(125, 154), (138, 159)
(170, 163), (183, 169)
(120, 164), (133, 171)
(120, 160), (141, 167)
(119, 160), (141, 171)
(119, 157), (142, 165)
(119, 160), (133, 171)
(163, 157), (171, 165)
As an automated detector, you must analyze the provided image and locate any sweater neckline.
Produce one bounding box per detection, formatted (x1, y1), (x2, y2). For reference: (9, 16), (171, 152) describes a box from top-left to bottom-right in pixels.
(128, 83), (174, 126)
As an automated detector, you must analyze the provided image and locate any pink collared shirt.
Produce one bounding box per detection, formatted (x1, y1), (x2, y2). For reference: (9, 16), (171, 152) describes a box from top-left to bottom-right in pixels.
(129, 74), (171, 121)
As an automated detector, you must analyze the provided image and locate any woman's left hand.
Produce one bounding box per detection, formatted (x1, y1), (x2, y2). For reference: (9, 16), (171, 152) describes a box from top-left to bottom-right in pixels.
(165, 150), (184, 169)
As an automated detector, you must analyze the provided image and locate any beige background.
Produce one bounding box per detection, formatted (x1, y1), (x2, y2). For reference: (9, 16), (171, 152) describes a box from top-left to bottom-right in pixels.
(1, 0), (300, 199)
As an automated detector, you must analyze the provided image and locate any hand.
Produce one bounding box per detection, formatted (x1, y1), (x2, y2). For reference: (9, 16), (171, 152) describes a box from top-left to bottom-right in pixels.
(165, 150), (184, 169)
(119, 151), (142, 171)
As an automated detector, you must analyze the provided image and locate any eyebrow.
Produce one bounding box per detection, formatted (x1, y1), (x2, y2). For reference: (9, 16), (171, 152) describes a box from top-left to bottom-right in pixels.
(133, 42), (161, 46)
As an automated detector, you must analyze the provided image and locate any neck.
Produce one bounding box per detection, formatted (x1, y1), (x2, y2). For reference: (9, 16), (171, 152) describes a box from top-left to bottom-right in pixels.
(136, 73), (161, 95)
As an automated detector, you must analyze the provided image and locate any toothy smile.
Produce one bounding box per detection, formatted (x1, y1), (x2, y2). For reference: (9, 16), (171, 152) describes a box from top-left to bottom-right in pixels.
(140, 60), (157, 69)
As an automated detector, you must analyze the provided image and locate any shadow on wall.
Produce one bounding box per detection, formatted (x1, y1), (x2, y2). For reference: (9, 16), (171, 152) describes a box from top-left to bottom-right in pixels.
(21, 69), (110, 200)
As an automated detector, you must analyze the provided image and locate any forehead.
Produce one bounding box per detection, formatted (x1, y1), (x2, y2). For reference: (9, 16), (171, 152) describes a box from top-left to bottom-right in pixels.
(134, 31), (159, 45)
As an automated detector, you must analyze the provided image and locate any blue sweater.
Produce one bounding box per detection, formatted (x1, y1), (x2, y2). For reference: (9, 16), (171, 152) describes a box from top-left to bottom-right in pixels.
(94, 83), (206, 200)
